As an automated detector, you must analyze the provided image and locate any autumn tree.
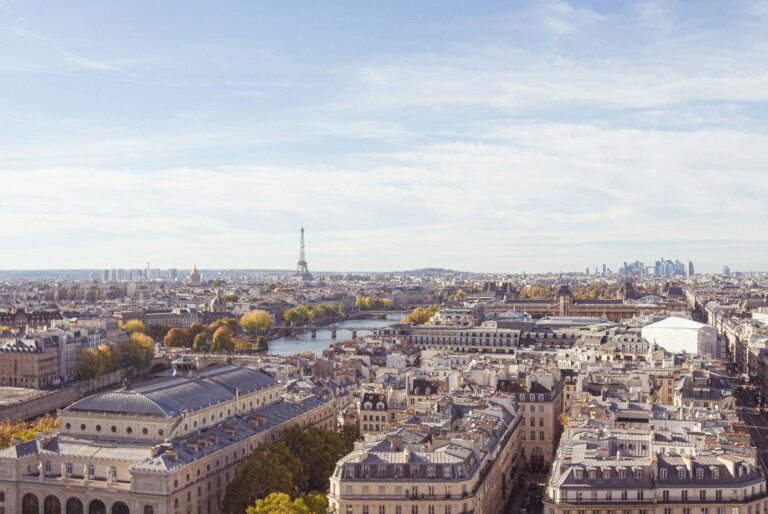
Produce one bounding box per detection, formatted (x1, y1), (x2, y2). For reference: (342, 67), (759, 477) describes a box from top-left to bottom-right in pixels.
(402, 304), (440, 325)
(246, 492), (326, 514)
(123, 319), (145, 334)
(211, 326), (235, 353)
(193, 332), (209, 352)
(163, 328), (186, 348)
(79, 348), (101, 379)
(208, 317), (238, 334)
(239, 310), (272, 336)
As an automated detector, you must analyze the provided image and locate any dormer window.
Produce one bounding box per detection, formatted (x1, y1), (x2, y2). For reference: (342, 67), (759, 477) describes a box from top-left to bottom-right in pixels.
(634, 469), (642, 479)
(574, 469), (583, 480)
(678, 468), (686, 479)
(618, 469), (626, 480)
(588, 470), (596, 480)
(603, 469), (611, 480)
(659, 468), (667, 480)
(696, 468), (704, 479)
(712, 467), (719, 479)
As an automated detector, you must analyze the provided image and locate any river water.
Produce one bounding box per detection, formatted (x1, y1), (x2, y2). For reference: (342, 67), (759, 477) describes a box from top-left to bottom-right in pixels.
(267, 313), (405, 356)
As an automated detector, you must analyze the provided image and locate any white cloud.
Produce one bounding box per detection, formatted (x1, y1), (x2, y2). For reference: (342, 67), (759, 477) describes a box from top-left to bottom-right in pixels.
(63, 52), (134, 76)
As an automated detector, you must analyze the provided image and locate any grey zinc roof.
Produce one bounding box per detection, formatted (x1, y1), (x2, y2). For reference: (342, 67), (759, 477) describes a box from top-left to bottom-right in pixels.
(66, 365), (277, 418)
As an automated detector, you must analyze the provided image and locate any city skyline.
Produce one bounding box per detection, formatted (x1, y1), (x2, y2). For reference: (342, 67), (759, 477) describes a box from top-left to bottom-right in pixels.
(2, 1), (768, 272)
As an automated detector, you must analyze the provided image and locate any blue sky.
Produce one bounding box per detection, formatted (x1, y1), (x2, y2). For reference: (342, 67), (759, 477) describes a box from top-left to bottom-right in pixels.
(2, 1), (767, 272)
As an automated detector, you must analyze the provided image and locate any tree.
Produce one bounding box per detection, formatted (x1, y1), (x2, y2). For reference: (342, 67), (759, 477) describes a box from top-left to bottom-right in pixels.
(211, 326), (235, 353)
(123, 319), (145, 334)
(240, 310), (272, 336)
(193, 332), (209, 352)
(208, 317), (238, 334)
(222, 443), (301, 514)
(246, 493), (326, 514)
(163, 328), (186, 348)
(145, 324), (170, 340)
(122, 334), (154, 370)
(224, 293), (239, 302)
(0, 414), (59, 449)
(402, 304), (440, 325)
(280, 427), (350, 492)
(79, 348), (101, 379)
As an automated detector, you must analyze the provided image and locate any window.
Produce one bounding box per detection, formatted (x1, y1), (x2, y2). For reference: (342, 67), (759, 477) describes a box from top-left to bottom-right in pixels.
(603, 469), (611, 479)
(700, 490), (707, 501)
(679, 468), (686, 479)
(697, 468), (704, 479)
(634, 469), (642, 479)
(659, 468), (667, 480)
(682, 490), (688, 501)
(662, 491), (669, 501)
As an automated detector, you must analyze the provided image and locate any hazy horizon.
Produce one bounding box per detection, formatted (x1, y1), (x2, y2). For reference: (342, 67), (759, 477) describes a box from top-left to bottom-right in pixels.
(2, 1), (767, 272)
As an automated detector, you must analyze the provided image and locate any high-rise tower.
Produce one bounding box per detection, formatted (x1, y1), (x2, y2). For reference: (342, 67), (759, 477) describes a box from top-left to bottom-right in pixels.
(295, 227), (312, 281)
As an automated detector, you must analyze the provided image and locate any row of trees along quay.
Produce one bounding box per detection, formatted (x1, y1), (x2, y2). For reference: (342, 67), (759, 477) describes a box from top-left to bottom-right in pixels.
(162, 310), (273, 353)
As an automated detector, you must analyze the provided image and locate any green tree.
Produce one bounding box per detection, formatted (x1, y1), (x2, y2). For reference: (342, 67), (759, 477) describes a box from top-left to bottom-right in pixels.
(145, 324), (170, 340)
(123, 319), (145, 334)
(224, 293), (239, 302)
(240, 310), (272, 336)
(122, 333), (154, 370)
(223, 443), (300, 514)
(280, 427), (349, 492)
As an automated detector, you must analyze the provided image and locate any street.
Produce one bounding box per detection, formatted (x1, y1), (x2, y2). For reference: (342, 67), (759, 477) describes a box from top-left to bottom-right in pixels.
(505, 473), (546, 514)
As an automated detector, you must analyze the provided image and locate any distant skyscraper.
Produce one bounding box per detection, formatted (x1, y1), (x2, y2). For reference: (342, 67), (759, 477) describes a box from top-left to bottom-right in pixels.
(169, 268), (178, 280)
(585, 267), (589, 275)
(100, 270), (109, 282)
(723, 265), (731, 277)
(686, 260), (695, 277)
(602, 264), (607, 275)
(295, 226), (313, 281)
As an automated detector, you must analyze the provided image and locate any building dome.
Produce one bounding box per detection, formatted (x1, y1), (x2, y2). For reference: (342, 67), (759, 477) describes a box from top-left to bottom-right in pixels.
(209, 291), (227, 312)
(188, 265), (201, 285)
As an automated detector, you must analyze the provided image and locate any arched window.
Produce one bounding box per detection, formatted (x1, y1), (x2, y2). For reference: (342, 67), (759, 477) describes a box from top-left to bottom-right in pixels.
(88, 500), (107, 514)
(22, 493), (39, 514)
(66, 498), (84, 514)
(44, 495), (61, 514)
(112, 502), (129, 514)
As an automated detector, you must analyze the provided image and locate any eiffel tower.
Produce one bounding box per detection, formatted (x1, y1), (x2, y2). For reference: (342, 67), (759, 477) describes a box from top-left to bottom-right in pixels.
(295, 226), (313, 281)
